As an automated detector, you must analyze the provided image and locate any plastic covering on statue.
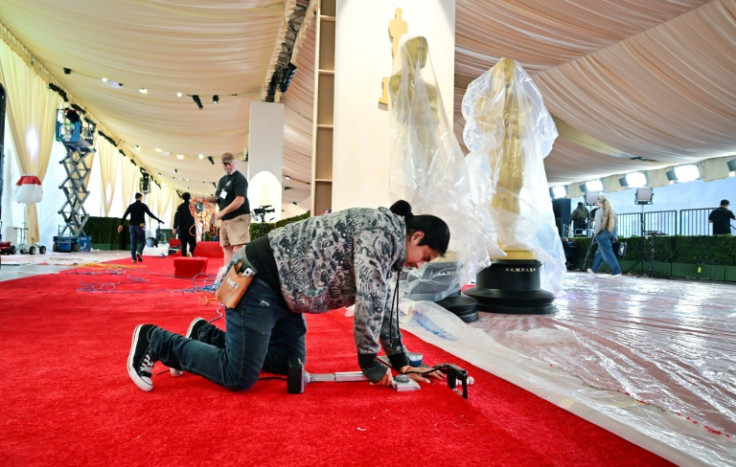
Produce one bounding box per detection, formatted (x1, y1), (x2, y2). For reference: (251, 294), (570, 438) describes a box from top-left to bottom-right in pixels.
(387, 36), (502, 302)
(462, 57), (565, 294)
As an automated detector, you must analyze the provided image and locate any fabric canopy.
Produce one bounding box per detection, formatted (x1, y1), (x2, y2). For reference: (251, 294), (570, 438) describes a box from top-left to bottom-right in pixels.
(0, 0), (734, 214)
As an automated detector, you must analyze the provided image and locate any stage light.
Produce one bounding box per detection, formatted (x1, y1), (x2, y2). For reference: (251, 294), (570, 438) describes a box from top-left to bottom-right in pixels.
(213, 95), (219, 104)
(63, 68), (71, 75)
(191, 94), (203, 109)
(582, 179), (603, 192)
(208, 156), (215, 165)
(625, 172), (647, 188)
(727, 158), (736, 173)
(668, 165), (700, 182)
(635, 187), (653, 205)
(550, 186), (566, 199)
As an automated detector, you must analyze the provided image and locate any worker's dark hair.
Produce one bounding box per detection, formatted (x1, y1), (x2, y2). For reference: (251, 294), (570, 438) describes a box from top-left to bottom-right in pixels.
(135, 192), (143, 200)
(721, 199), (729, 207)
(390, 200), (450, 256)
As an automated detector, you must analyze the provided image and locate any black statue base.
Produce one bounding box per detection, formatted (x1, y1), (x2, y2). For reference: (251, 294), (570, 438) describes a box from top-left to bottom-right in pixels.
(463, 259), (555, 315)
(436, 292), (479, 323)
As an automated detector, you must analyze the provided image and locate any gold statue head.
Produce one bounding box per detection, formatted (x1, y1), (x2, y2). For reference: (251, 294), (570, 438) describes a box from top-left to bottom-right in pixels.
(403, 36), (428, 70)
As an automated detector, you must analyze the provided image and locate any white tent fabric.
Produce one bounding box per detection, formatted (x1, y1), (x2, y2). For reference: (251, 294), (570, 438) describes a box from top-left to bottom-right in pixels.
(1, 0), (734, 215)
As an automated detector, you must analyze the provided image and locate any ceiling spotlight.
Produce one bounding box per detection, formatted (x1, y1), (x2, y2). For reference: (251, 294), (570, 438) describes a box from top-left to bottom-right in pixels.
(174, 168), (178, 174)
(176, 92), (183, 98)
(101, 77), (108, 83)
(155, 148), (162, 152)
(208, 156), (215, 165)
(135, 145), (141, 151)
(177, 154), (184, 160)
(213, 95), (219, 104)
(139, 88), (148, 94)
(550, 186), (566, 199)
(285, 175), (291, 180)
(191, 94), (203, 109)
(198, 154), (204, 159)
(63, 67), (72, 75)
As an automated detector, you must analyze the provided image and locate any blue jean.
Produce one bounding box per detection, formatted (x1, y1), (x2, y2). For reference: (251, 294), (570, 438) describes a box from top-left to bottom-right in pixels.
(592, 230), (622, 275)
(129, 225), (146, 259)
(149, 278), (307, 391)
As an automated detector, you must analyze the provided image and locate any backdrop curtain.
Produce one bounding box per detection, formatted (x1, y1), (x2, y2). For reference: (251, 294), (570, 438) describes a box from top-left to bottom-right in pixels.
(119, 157), (136, 210)
(97, 138), (119, 216)
(0, 39), (61, 244)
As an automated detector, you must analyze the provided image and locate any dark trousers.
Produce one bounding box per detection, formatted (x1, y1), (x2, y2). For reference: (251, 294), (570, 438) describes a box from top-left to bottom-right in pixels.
(150, 278), (307, 391)
(129, 225), (145, 260)
(178, 231), (196, 256)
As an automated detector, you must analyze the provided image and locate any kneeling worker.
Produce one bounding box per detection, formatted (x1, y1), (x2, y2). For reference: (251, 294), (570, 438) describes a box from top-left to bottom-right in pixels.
(127, 200), (447, 392)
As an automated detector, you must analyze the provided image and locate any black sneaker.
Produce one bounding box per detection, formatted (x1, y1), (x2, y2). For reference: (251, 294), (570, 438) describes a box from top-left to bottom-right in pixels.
(136, 252), (143, 262)
(127, 324), (156, 391)
(170, 317), (207, 377)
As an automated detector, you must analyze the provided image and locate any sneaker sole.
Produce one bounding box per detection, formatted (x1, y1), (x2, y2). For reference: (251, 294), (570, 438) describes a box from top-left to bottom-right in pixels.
(127, 325), (154, 391)
(169, 317), (207, 377)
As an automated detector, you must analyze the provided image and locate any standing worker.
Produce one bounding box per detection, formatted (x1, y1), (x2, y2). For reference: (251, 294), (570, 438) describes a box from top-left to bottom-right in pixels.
(198, 153), (250, 266)
(118, 192), (164, 263)
(708, 199), (735, 235)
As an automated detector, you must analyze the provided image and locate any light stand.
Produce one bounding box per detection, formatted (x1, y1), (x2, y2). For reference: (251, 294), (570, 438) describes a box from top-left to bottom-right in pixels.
(625, 187), (658, 277)
(252, 205), (275, 238)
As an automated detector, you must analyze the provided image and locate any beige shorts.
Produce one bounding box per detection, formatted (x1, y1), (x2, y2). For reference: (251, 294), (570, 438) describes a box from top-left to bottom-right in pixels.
(219, 213), (251, 247)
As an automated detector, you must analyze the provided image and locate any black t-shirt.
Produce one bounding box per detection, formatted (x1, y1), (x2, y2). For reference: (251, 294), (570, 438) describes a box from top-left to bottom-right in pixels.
(709, 207), (735, 234)
(174, 201), (195, 231)
(245, 235), (280, 292)
(215, 170), (250, 220)
(122, 200), (161, 226)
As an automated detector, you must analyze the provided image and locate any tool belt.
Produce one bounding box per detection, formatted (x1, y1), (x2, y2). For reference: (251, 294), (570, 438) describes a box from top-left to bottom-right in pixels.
(215, 260), (255, 308)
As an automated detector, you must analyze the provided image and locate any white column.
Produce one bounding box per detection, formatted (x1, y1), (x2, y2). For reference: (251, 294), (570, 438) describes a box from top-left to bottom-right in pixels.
(248, 101), (284, 221)
(332, 0), (455, 211)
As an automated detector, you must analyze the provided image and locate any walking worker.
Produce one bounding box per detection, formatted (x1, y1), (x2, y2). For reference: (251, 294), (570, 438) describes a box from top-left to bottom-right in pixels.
(173, 192), (197, 256)
(118, 192), (163, 263)
(127, 200), (448, 392)
(587, 194), (622, 277)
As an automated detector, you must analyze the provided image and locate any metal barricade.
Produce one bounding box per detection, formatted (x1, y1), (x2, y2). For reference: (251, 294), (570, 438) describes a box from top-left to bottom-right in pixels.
(680, 208), (717, 236)
(616, 210), (677, 237)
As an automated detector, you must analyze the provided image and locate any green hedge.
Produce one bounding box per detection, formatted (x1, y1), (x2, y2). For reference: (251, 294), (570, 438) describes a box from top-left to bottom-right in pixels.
(570, 234), (736, 278)
(85, 216), (128, 250)
(249, 212), (311, 241)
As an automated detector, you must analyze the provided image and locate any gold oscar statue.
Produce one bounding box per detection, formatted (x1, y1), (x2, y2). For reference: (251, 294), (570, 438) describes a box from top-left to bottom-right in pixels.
(463, 58), (556, 314)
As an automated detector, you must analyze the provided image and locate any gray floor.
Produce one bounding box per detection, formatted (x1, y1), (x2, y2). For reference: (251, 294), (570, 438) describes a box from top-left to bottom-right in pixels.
(0, 248), (167, 282)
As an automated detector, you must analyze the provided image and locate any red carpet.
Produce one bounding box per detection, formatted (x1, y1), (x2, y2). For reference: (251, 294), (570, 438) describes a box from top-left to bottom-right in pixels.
(0, 256), (672, 465)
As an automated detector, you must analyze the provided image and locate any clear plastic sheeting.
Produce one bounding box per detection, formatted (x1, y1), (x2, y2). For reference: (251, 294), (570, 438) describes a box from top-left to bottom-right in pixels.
(400, 273), (736, 466)
(462, 58), (566, 293)
(388, 36), (501, 298)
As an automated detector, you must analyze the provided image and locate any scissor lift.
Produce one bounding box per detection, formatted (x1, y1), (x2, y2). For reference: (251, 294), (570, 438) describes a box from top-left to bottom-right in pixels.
(53, 108), (96, 252)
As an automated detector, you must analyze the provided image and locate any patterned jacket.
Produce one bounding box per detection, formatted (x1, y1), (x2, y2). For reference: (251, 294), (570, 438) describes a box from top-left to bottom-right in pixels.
(268, 207), (409, 373)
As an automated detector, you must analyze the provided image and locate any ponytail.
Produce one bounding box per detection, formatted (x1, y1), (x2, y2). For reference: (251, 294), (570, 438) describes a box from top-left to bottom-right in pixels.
(389, 200), (450, 255)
